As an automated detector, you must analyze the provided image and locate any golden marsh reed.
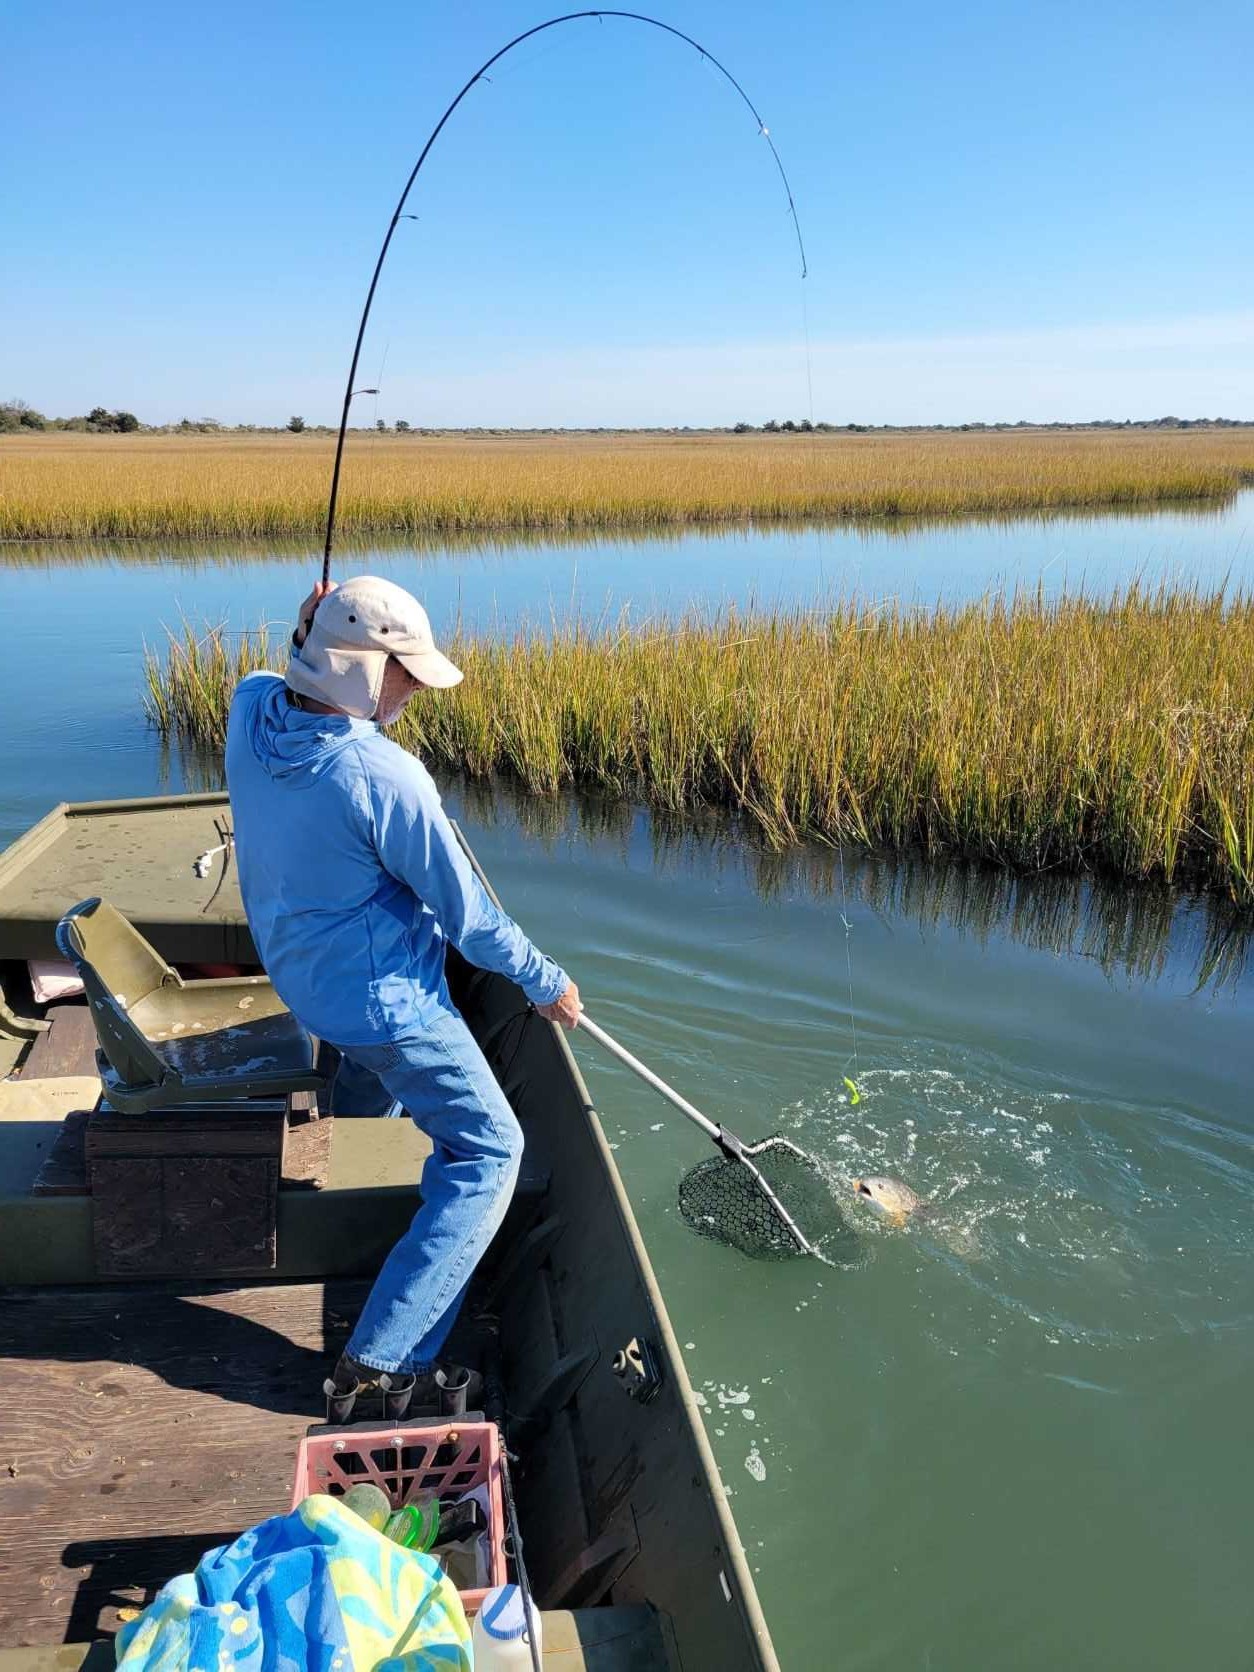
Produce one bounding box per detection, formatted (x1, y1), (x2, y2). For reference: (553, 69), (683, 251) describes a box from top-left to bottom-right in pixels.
(7, 428), (1254, 541)
(147, 589), (1254, 905)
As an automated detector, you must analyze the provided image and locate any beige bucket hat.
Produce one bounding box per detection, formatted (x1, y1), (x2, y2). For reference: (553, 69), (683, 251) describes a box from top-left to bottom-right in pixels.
(286, 576), (463, 719)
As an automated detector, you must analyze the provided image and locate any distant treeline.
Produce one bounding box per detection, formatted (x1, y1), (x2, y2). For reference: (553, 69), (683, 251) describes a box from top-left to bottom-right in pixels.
(734, 415), (1254, 434)
(1, 400), (141, 434)
(3, 398), (1251, 437)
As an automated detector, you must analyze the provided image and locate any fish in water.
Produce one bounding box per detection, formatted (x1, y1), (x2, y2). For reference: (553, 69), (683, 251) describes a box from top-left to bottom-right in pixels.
(852, 1175), (925, 1228)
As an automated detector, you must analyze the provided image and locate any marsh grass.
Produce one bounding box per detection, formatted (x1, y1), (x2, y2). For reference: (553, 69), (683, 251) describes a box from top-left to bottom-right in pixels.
(7, 428), (1254, 540)
(146, 589), (1254, 905)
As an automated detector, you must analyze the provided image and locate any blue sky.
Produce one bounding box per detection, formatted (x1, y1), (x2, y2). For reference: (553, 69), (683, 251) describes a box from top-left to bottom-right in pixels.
(6, 0), (1252, 426)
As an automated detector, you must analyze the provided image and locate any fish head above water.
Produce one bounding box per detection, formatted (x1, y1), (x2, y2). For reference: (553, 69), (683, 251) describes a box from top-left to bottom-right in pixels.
(852, 1175), (924, 1224)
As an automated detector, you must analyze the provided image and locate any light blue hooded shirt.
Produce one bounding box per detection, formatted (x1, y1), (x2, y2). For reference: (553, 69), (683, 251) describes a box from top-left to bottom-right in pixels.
(225, 673), (568, 1046)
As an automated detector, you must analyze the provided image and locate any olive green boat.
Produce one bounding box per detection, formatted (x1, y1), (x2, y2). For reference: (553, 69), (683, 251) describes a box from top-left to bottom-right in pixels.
(0, 793), (780, 1672)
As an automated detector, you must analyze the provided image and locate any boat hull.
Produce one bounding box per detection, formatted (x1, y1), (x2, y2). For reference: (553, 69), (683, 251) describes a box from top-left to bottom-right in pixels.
(0, 794), (780, 1670)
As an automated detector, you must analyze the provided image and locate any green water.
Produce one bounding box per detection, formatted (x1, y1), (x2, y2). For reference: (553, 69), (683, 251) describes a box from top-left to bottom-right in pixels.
(473, 799), (1253, 1671)
(2, 514), (1252, 1667)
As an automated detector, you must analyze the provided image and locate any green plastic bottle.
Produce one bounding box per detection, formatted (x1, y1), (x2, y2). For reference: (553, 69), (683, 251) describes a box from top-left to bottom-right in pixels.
(383, 1498), (439, 1553)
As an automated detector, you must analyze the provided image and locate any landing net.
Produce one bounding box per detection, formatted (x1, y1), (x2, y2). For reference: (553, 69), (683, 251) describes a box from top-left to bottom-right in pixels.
(678, 1136), (829, 1260)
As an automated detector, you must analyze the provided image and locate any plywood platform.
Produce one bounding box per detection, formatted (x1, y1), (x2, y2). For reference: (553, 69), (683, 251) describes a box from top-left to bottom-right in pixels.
(0, 1279), (355, 1647)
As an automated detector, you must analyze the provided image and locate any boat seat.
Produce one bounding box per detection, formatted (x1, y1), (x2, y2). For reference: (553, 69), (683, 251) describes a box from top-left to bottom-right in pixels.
(55, 897), (326, 1114)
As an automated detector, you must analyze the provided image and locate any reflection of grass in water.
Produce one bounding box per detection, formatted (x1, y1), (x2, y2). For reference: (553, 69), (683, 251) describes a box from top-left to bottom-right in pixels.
(0, 522), (705, 569)
(153, 697), (1252, 997)
(0, 484), (1238, 567)
(492, 779), (1251, 994)
(3, 429), (1252, 540)
(145, 587), (1254, 906)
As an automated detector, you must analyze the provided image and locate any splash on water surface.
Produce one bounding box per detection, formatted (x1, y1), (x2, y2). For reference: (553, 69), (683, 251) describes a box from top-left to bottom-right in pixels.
(776, 1043), (1254, 1348)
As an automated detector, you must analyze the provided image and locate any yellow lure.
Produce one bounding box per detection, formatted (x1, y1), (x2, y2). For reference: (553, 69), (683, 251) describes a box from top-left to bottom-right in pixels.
(843, 1076), (861, 1106)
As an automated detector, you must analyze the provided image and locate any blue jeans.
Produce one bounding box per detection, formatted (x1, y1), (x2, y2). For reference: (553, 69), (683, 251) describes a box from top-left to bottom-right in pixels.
(329, 1001), (523, 1374)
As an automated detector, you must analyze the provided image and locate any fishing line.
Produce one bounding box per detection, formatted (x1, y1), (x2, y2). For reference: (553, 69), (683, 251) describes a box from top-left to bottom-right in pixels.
(467, 23), (578, 88)
(373, 337), (391, 428)
(319, 10), (808, 583)
(836, 846), (862, 1104)
(792, 222), (861, 1105)
(800, 279), (816, 430)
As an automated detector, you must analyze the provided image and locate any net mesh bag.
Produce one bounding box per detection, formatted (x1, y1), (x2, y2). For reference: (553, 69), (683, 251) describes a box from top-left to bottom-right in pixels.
(678, 1136), (829, 1260)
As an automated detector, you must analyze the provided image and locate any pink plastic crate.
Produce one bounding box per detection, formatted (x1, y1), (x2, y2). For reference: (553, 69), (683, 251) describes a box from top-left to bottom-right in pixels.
(292, 1420), (507, 1612)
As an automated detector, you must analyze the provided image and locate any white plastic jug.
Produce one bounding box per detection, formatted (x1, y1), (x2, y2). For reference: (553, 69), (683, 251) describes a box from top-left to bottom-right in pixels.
(470, 1583), (542, 1668)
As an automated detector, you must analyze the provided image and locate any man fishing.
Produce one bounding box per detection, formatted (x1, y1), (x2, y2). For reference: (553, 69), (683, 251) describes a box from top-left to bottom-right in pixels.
(225, 575), (580, 1413)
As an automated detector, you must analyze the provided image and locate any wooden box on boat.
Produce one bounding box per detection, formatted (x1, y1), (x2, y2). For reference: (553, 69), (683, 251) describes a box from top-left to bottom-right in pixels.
(0, 795), (781, 1671)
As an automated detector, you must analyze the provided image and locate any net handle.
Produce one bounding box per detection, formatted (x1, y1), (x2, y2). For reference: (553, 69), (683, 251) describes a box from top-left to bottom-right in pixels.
(579, 1012), (818, 1257)
(576, 1014), (725, 1144)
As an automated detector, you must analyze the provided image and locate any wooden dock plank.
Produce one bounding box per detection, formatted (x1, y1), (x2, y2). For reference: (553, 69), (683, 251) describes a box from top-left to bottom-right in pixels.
(0, 1280), (363, 1645)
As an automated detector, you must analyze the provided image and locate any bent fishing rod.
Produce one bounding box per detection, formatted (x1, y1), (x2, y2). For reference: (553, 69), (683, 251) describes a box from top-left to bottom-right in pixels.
(320, 9), (808, 585)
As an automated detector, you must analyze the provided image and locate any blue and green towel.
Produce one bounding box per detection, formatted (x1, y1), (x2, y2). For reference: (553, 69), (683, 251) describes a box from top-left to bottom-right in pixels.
(116, 1494), (473, 1672)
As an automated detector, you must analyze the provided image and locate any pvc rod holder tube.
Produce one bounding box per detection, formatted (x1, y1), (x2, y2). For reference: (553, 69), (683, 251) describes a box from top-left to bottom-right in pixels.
(324, 1379), (359, 1425)
(382, 1373), (417, 1422)
(437, 1366), (470, 1417)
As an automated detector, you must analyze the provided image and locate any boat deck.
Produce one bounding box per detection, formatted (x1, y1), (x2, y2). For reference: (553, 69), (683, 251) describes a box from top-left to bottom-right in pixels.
(0, 1275), (669, 1669)
(0, 795), (256, 966)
